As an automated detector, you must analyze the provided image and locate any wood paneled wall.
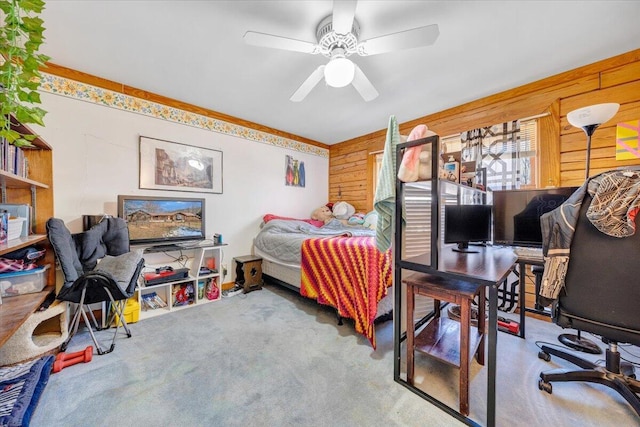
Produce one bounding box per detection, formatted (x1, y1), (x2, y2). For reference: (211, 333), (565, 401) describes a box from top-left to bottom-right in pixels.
(329, 49), (640, 212)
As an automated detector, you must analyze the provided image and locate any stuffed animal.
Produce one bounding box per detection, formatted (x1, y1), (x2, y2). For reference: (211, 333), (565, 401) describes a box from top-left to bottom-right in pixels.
(397, 124), (437, 182)
(332, 201), (355, 221)
(362, 211), (378, 230)
(347, 213), (365, 225)
(311, 205), (334, 224)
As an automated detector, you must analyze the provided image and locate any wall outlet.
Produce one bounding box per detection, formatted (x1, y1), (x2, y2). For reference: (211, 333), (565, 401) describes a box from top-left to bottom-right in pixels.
(222, 263), (228, 279)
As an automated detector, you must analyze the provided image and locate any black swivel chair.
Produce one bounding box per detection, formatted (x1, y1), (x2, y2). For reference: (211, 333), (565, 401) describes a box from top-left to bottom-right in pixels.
(537, 193), (640, 416)
(46, 217), (144, 355)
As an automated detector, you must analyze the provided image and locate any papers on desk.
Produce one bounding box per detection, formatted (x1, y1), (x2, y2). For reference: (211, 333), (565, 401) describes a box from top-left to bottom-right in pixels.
(513, 246), (543, 260)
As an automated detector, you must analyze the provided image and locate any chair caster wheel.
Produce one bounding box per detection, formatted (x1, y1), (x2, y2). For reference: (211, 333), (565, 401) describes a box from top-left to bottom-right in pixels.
(538, 351), (551, 362)
(126, 332), (132, 338)
(538, 379), (552, 394)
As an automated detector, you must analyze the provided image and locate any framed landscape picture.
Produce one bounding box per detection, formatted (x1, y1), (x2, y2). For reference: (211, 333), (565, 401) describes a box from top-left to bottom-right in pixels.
(139, 136), (223, 194)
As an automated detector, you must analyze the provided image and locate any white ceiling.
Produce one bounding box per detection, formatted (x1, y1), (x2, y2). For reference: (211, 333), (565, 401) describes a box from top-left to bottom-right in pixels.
(40, 1), (640, 145)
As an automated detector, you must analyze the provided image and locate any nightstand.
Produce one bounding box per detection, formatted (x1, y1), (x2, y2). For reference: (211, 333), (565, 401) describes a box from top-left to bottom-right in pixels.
(234, 255), (263, 293)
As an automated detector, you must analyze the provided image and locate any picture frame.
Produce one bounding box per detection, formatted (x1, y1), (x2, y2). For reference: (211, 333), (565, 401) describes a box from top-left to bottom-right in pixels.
(139, 136), (223, 194)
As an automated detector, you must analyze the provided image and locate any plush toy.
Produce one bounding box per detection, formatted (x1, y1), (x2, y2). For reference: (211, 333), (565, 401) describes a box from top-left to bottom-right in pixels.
(311, 205), (334, 224)
(362, 210), (378, 230)
(347, 213), (365, 225)
(397, 124), (437, 182)
(332, 201), (355, 220)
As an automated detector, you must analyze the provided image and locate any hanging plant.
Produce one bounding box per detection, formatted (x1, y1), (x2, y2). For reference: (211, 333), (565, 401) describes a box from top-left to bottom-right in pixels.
(0, 0), (49, 147)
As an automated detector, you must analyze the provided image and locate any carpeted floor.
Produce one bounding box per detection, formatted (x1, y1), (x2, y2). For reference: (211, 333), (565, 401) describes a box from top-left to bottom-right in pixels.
(30, 284), (639, 426)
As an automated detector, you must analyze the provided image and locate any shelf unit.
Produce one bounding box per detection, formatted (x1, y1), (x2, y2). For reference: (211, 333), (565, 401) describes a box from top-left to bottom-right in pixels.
(0, 117), (54, 281)
(393, 135), (490, 414)
(136, 245), (225, 320)
(0, 117), (54, 347)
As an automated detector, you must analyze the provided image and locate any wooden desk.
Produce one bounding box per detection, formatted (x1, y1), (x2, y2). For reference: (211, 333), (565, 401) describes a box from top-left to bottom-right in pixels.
(0, 286), (54, 348)
(395, 245), (517, 427)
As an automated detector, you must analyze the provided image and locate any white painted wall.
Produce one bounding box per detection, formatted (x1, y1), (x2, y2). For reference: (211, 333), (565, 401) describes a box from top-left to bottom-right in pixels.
(33, 92), (328, 280)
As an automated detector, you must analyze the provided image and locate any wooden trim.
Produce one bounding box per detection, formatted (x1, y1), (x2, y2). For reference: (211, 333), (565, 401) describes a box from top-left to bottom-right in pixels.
(538, 100), (561, 187)
(41, 62), (329, 150)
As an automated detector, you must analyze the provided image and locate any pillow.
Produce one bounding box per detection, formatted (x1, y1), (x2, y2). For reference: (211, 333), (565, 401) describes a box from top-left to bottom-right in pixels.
(262, 214), (324, 228)
(94, 250), (144, 294)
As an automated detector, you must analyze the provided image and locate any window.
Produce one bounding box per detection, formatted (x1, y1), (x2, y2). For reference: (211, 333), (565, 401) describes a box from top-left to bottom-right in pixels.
(449, 119), (539, 191)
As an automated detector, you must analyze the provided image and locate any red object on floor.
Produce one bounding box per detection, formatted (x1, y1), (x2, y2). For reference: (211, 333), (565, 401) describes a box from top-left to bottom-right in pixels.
(52, 346), (93, 373)
(498, 318), (520, 334)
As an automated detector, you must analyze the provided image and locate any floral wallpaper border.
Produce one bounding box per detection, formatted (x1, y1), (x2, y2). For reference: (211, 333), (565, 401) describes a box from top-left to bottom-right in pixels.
(39, 73), (329, 158)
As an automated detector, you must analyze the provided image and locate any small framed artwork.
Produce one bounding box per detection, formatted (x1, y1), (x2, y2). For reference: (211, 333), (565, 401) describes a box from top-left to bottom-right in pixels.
(285, 155), (305, 187)
(139, 136), (223, 194)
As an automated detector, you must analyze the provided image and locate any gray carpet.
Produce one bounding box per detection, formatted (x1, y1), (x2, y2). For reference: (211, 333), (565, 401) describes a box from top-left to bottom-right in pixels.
(30, 284), (639, 427)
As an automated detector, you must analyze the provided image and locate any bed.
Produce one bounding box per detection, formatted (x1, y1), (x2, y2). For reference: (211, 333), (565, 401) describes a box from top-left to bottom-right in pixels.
(253, 217), (393, 348)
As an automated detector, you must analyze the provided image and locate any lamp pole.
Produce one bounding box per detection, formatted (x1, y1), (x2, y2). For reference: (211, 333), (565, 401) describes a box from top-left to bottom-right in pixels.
(582, 124), (600, 181)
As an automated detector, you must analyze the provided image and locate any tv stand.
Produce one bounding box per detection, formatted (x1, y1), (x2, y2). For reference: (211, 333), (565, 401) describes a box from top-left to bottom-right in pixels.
(136, 244), (226, 320)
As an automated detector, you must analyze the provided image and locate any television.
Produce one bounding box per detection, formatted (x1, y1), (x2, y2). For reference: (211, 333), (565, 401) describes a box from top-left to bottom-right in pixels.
(492, 187), (578, 247)
(444, 204), (492, 253)
(117, 195), (205, 248)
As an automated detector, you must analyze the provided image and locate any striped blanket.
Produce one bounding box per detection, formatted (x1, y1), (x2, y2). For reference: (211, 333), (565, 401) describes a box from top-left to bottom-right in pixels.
(300, 236), (393, 349)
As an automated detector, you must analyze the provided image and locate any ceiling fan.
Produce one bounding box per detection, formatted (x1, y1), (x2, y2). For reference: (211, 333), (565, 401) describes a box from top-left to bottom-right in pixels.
(243, 0), (439, 102)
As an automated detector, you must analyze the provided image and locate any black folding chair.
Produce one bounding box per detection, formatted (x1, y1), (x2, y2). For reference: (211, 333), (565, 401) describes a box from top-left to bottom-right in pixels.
(46, 217), (144, 355)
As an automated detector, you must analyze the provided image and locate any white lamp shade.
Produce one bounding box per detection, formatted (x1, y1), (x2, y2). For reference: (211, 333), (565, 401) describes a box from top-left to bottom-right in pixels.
(567, 103), (620, 128)
(324, 57), (355, 88)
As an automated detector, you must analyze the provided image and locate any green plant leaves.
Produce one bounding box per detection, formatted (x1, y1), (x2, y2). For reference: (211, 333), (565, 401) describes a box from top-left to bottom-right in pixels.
(0, 0), (48, 146)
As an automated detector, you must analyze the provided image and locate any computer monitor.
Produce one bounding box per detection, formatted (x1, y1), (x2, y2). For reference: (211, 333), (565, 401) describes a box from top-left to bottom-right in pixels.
(492, 187), (578, 247)
(444, 204), (492, 253)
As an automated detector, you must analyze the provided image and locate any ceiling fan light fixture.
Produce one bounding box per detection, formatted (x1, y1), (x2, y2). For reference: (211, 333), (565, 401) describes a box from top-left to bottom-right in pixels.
(324, 56), (355, 88)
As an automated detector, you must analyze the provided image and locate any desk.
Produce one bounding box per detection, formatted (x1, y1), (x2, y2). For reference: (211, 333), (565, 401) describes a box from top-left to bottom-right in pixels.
(0, 286), (54, 348)
(395, 245), (516, 427)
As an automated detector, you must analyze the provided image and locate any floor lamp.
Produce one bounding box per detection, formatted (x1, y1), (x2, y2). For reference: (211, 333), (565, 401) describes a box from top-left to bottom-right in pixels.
(561, 102), (620, 354)
(567, 102), (620, 180)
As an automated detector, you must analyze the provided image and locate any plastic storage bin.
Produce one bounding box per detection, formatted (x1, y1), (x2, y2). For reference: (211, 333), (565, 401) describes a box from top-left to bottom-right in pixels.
(113, 298), (140, 326)
(0, 265), (49, 297)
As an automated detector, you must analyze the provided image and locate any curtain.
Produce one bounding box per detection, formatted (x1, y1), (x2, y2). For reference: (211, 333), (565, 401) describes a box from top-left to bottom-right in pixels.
(462, 121), (522, 191)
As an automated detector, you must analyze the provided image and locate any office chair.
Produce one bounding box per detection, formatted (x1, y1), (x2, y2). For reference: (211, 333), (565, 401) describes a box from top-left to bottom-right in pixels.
(46, 217), (144, 355)
(537, 193), (640, 416)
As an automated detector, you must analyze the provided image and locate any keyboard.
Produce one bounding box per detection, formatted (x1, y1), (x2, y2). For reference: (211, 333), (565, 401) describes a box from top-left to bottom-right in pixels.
(513, 247), (543, 260)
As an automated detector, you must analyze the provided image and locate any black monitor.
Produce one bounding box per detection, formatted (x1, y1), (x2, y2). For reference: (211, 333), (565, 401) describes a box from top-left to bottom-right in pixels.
(444, 204), (492, 253)
(492, 187), (578, 247)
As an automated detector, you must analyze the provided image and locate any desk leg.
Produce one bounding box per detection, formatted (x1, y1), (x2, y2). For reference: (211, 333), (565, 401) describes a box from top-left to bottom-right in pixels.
(518, 262), (526, 339)
(407, 283), (415, 384)
(487, 283), (497, 427)
(460, 298), (470, 416)
(476, 286), (486, 366)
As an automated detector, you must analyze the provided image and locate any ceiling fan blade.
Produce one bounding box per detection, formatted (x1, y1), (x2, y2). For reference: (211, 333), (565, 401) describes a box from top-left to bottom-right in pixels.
(244, 31), (317, 54)
(332, 0), (357, 34)
(290, 65), (326, 102)
(358, 24), (439, 56)
(351, 64), (378, 102)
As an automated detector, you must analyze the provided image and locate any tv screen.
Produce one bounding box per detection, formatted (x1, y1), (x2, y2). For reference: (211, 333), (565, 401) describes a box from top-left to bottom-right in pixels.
(117, 195), (205, 247)
(492, 187), (578, 247)
(444, 204), (492, 253)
